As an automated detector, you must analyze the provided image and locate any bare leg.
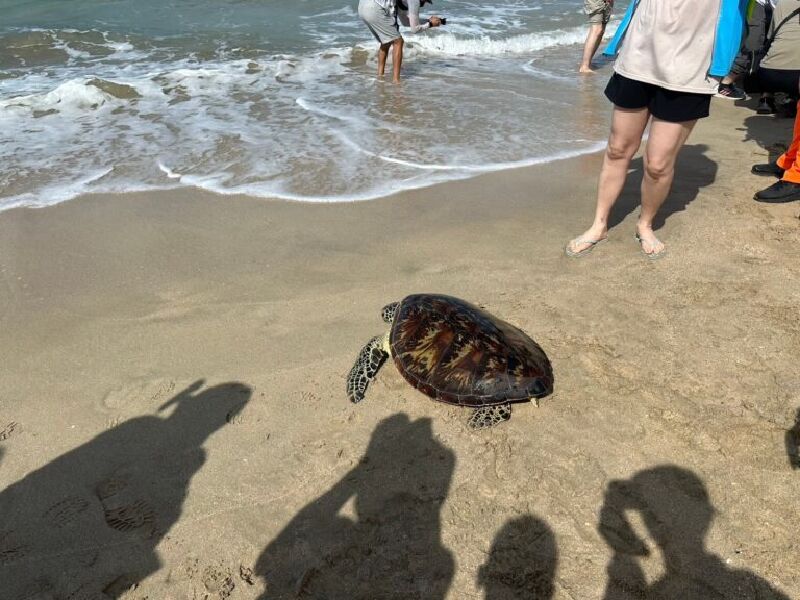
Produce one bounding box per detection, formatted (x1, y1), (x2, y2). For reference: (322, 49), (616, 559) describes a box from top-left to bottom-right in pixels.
(567, 106), (650, 254)
(636, 117), (697, 255)
(391, 37), (404, 83)
(579, 23), (606, 73)
(377, 42), (391, 78)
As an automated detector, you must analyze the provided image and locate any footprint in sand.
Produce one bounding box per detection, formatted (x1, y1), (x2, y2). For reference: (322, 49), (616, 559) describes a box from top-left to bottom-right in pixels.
(202, 564), (236, 599)
(102, 499), (156, 534)
(100, 379), (177, 412)
(44, 497), (90, 528)
(0, 530), (26, 565)
(0, 421), (19, 441)
(95, 476), (157, 536)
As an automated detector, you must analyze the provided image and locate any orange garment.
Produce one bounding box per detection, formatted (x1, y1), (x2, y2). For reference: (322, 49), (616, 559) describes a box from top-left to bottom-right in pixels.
(776, 100), (800, 184)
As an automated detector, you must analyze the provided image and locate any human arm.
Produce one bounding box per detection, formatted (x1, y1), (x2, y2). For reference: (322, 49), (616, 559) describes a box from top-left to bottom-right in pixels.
(397, 0), (441, 33)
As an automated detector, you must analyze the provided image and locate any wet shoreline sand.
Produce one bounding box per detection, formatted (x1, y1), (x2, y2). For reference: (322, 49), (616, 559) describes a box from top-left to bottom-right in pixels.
(1, 99), (798, 597)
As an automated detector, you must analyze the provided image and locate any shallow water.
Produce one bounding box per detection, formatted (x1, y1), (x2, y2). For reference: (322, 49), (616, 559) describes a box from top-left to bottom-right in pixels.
(0, 0), (625, 209)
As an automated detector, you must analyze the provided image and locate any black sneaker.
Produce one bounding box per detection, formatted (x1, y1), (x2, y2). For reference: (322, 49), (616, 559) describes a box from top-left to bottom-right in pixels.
(715, 83), (745, 100)
(751, 162), (785, 177)
(753, 180), (800, 203)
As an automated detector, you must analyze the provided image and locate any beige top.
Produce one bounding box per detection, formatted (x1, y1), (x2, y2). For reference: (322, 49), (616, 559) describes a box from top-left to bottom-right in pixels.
(760, 0), (800, 70)
(614, 0), (723, 94)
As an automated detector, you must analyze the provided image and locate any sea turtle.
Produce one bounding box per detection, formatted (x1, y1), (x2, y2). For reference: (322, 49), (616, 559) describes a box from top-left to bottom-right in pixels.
(346, 294), (553, 429)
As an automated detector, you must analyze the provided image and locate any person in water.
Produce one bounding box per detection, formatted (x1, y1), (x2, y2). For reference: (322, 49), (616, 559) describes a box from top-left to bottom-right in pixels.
(580, 0), (614, 74)
(358, 0), (443, 83)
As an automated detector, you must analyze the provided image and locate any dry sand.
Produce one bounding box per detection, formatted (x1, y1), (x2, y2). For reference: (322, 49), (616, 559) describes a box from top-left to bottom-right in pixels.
(0, 99), (798, 599)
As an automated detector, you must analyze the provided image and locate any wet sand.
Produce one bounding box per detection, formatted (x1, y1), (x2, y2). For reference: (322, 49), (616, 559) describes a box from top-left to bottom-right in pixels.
(0, 99), (798, 598)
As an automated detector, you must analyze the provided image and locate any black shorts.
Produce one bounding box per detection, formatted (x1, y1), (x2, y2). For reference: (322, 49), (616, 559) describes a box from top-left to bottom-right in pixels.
(604, 73), (712, 123)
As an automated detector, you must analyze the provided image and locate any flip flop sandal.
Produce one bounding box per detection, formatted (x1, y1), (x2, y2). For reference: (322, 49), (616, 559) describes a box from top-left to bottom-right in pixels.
(565, 236), (607, 258)
(634, 233), (667, 260)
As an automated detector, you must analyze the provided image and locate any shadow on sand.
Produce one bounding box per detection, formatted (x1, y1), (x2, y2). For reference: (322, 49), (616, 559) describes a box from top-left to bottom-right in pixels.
(607, 144), (718, 232)
(0, 380), (251, 599)
(477, 515), (557, 599)
(741, 111), (791, 165)
(599, 465), (790, 599)
(256, 413), (455, 599)
(787, 409), (800, 470)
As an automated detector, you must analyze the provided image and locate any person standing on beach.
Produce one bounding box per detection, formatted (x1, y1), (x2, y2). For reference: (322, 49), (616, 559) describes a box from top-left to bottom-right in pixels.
(358, 0), (443, 84)
(566, 0), (749, 258)
(580, 0), (614, 74)
(751, 0), (800, 203)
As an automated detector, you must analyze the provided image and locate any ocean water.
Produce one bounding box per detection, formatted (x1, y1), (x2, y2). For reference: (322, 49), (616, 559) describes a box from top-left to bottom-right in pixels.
(0, 0), (625, 210)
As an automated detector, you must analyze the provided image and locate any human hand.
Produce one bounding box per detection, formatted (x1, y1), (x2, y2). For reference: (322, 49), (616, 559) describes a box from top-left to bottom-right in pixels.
(429, 16), (442, 27)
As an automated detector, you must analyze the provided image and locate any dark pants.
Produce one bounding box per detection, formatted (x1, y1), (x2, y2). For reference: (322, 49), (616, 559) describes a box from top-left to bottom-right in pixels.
(730, 3), (772, 76)
(757, 68), (800, 95)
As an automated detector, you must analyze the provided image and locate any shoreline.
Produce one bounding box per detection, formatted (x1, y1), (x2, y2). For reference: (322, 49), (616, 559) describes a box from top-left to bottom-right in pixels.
(0, 138), (612, 212)
(1, 98), (799, 597)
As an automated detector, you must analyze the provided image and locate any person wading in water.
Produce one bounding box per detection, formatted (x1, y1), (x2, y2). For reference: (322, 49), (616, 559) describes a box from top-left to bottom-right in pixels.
(358, 0), (443, 83)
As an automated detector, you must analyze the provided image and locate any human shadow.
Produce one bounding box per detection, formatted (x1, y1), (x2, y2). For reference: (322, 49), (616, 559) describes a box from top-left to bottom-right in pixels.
(607, 144), (718, 232)
(256, 413), (455, 599)
(787, 408), (800, 470)
(477, 515), (558, 599)
(0, 379), (251, 599)
(741, 111), (790, 165)
(599, 465), (790, 599)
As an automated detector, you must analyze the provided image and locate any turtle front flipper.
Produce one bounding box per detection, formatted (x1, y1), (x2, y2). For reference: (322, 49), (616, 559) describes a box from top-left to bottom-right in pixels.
(381, 302), (400, 323)
(347, 334), (390, 403)
(468, 404), (512, 429)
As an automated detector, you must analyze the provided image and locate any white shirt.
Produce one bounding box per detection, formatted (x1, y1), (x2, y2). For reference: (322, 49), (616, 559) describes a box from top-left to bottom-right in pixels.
(373, 0), (431, 33)
(372, 0), (396, 12)
(397, 0), (432, 33)
(614, 0), (723, 94)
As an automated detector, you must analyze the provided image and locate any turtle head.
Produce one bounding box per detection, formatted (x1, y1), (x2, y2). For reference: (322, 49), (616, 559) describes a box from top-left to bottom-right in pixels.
(380, 301), (400, 324)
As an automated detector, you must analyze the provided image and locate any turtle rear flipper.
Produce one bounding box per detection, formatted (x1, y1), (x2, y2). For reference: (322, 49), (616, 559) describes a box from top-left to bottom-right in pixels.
(468, 404), (512, 429)
(347, 335), (389, 403)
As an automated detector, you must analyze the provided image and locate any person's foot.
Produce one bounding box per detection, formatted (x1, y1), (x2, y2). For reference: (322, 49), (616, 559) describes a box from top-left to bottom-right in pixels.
(753, 180), (800, 203)
(715, 82), (745, 100)
(578, 65), (596, 75)
(756, 97), (776, 115)
(751, 162), (785, 177)
(635, 225), (666, 258)
(565, 227), (607, 257)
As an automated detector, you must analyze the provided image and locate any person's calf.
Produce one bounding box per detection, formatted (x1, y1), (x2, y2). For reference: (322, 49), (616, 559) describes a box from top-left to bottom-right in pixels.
(579, 23), (606, 72)
(391, 38), (404, 83)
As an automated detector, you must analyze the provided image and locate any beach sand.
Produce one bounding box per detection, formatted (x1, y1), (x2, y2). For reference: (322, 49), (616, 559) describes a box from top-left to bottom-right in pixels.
(1, 99), (798, 598)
